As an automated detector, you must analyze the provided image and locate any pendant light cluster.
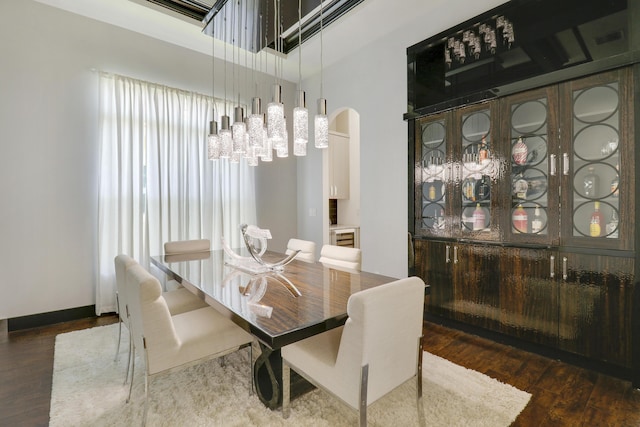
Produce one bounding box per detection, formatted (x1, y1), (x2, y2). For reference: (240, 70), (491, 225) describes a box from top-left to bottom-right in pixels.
(208, 0), (329, 164)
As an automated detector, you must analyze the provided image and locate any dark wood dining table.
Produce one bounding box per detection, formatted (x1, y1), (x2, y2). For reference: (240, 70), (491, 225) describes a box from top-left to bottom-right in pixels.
(151, 248), (397, 409)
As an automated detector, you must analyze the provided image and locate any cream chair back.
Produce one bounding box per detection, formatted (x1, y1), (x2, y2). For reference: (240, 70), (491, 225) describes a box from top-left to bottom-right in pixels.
(162, 239), (211, 289)
(164, 239), (210, 255)
(337, 276), (425, 406)
(126, 263), (180, 376)
(281, 276), (426, 425)
(286, 238), (316, 263)
(114, 254), (137, 328)
(318, 244), (362, 271)
(113, 254), (138, 382)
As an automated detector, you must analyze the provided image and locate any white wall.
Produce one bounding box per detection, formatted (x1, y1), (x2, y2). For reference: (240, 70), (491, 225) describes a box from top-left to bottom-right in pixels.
(297, 0), (508, 278)
(0, 0), (297, 319)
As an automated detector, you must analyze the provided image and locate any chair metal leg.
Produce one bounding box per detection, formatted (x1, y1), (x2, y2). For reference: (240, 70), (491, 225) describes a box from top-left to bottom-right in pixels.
(114, 293), (122, 362)
(123, 335), (132, 386)
(127, 346), (135, 403)
(249, 344), (254, 395)
(416, 336), (426, 427)
(142, 372), (149, 427)
(359, 364), (369, 427)
(115, 319), (123, 362)
(417, 336), (423, 399)
(282, 361), (291, 419)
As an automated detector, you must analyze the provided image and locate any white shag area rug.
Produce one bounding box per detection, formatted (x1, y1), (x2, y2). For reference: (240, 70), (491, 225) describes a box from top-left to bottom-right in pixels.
(49, 324), (530, 426)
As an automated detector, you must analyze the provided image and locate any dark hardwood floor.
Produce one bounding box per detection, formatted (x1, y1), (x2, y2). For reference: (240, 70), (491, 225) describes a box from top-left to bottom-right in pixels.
(1, 316), (639, 426)
(0, 315), (118, 427)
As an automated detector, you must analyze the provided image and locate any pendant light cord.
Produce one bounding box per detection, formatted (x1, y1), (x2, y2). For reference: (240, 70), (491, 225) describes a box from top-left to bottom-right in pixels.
(211, 18), (216, 119)
(223, 8), (228, 116)
(298, 0), (302, 91)
(320, 1), (324, 98)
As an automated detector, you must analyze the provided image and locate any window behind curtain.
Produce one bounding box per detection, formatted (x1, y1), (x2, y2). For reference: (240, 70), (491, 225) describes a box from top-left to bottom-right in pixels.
(96, 72), (256, 315)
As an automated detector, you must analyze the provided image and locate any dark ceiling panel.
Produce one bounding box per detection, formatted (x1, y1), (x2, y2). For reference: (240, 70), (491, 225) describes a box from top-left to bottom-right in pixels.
(149, 0), (364, 54)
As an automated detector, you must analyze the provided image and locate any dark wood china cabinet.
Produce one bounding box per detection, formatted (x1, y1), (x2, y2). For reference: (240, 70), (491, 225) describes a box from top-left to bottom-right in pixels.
(409, 64), (638, 382)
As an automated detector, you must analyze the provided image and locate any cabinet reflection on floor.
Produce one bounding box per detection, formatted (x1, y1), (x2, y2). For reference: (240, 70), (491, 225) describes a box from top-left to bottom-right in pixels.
(423, 321), (640, 426)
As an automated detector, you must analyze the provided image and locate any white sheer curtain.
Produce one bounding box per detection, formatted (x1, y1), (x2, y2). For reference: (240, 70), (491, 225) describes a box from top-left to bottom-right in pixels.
(96, 73), (256, 315)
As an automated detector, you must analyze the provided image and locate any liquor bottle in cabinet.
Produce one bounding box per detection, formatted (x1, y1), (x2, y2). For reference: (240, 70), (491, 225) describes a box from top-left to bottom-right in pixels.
(606, 209), (619, 238)
(531, 207), (543, 234)
(473, 203), (485, 231)
(589, 201), (605, 237)
(513, 204), (528, 233)
(610, 165), (619, 198)
(583, 167), (599, 198)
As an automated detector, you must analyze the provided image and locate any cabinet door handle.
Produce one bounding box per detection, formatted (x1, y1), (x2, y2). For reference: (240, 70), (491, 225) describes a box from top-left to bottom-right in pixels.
(562, 257), (568, 281)
(549, 154), (557, 176)
(453, 246), (459, 264)
(550, 255), (555, 278)
(562, 153), (570, 176)
(445, 245), (451, 263)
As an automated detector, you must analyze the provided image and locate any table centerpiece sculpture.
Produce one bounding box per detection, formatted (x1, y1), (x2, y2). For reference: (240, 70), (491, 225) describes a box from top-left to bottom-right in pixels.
(222, 224), (300, 274)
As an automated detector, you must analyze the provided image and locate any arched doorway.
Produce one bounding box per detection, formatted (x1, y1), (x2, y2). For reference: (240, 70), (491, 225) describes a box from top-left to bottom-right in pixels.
(323, 108), (361, 246)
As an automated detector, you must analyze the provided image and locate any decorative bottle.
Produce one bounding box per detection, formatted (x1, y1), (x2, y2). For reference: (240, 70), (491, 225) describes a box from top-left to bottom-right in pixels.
(514, 175), (528, 200)
(610, 164), (619, 198)
(606, 208), (619, 238)
(589, 201), (605, 237)
(531, 207), (543, 234)
(428, 184), (436, 200)
(513, 204), (528, 233)
(512, 137), (528, 165)
(436, 208), (445, 229)
(473, 203), (485, 231)
(583, 166), (599, 198)
(479, 137), (489, 162)
(476, 175), (490, 200)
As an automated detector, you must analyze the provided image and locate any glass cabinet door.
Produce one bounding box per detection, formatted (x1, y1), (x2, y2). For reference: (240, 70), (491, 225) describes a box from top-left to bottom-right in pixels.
(562, 68), (633, 250)
(455, 103), (500, 240)
(415, 112), (450, 237)
(502, 86), (559, 244)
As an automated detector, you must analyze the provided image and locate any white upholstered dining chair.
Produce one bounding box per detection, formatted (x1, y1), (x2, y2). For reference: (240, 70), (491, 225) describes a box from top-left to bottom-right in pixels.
(113, 254), (208, 384)
(164, 238), (211, 255)
(125, 262), (254, 426)
(318, 244), (362, 271)
(162, 238), (211, 290)
(285, 238), (317, 263)
(281, 276), (426, 426)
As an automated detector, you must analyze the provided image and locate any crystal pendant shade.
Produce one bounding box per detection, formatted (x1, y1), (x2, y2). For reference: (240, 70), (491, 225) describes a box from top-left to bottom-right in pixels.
(293, 90), (308, 145)
(219, 115), (233, 158)
(293, 141), (307, 156)
(247, 97), (264, 149)
(207, 120), (220, 160)
(261, 125), (273, 161)
(267, 84), (285, 149)
(276, 123), (289, 158)
(267, 103), (285, 148)
(314, 98), (329, 148)
(246, 144), (259, 166)
(293, 106), (308, 145)
(232, 107), (246, 154)
(276, 145), (288, 157)
(230, 150), (241, 164)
